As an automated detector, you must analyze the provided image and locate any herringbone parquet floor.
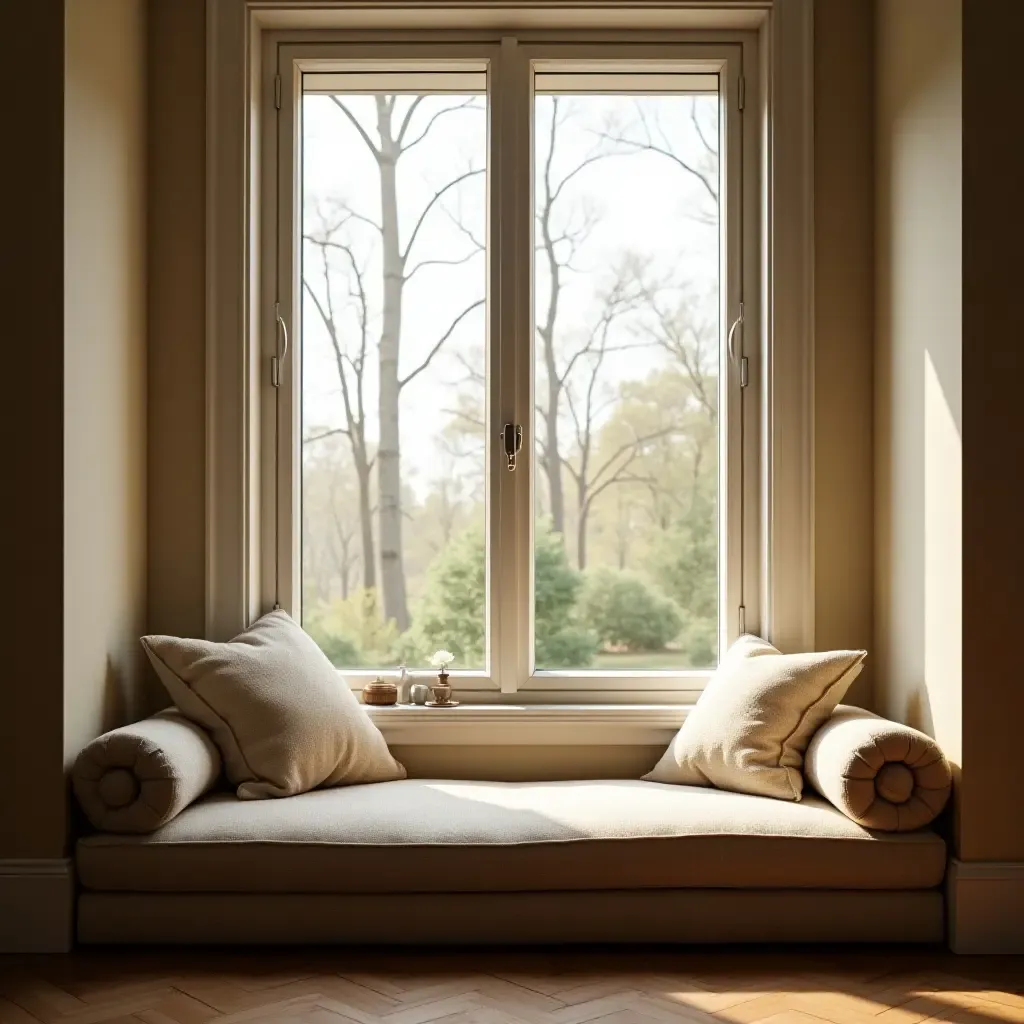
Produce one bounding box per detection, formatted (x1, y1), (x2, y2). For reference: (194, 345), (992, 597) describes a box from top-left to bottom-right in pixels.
(1, 948), (1022, 1024)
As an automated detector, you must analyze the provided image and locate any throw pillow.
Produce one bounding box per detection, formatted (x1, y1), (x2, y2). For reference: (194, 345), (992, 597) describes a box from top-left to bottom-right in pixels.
(644, 634), (866, 800)
(141, 609), (406, 799)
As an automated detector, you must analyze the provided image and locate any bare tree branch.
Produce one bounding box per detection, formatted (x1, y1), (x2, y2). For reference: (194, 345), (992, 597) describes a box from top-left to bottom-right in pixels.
(404, 246), (482, 283)
(401, 167), (485, 264)
(328, 96), (380, 158)
(399, 96), (481, 151)
(304, 427), (349, 444)
(399, 298), (485, 389)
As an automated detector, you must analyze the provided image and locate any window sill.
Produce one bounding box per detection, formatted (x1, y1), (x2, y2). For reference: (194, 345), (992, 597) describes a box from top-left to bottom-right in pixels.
(363, 703), (689, 746)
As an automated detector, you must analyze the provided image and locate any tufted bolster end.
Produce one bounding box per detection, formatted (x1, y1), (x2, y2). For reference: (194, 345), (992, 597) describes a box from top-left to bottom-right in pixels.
(72, 710), (222, 833)
(804, 705), (952, 832)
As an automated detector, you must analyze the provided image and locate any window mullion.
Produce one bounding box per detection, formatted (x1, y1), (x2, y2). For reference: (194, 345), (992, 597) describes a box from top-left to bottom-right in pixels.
(491, 36), (532, 694)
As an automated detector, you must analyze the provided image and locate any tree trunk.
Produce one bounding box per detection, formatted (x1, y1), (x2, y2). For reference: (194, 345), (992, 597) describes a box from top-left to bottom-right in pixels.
(576, 486), (589, 571)
(375, 101), (411, 631)
(544, 356), (565, 536)
(355, 450), (375, 593)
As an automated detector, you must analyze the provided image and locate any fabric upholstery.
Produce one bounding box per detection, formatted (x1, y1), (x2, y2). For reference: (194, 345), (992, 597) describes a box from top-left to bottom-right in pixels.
(141, 609), (405, 799)
(77, 890), (945, 945)
(804, 704), (953, 831)
(76, 778), (946, 893)
(72, 710), (221, 833)
(645, 634), (867, 800)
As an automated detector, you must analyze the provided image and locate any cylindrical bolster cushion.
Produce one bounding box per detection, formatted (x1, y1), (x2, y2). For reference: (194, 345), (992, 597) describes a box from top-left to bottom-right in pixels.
(73, 709), (221, 833)
(804, 705), (952, 832)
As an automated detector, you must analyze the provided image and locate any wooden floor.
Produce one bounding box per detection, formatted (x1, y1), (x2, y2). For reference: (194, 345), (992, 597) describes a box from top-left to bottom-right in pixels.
(1, 948), (1022, 1024)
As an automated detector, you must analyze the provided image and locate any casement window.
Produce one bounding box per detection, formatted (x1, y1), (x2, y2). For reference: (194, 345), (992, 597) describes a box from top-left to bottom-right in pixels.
(207, 5), (814, 706)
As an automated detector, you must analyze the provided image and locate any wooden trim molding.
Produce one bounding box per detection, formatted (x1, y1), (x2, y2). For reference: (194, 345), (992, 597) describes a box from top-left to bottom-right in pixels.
(947, 859), (1024, 954)
(365, 703), (689, 745)
(0, 859), (74, 953)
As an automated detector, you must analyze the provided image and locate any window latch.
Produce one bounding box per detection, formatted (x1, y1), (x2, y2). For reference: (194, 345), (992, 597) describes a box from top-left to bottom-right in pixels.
(501, 423), (523, 472)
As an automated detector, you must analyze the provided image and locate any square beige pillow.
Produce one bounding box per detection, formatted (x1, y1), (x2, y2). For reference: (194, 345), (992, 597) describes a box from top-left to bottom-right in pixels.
(645, 634), (866, 801)
(141, 609), (405, 799)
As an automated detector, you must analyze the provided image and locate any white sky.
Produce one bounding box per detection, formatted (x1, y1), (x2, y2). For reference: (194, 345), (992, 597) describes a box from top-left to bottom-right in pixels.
(301, 85), (720, 503)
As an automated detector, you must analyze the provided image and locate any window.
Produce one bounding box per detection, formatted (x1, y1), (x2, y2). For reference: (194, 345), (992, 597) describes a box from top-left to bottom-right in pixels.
(262, 37), (759, 699)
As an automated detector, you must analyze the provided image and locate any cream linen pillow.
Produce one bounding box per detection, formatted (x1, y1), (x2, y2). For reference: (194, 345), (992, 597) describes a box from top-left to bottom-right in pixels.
(141, 610), (405, 799)
(645, 634), (866, 801)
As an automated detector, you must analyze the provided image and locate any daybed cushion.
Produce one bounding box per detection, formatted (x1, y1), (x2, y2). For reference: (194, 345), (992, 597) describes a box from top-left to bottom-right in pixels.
(645, 634), (867, 800)
(77, 778), (946, 894)
(141, 609), (405, 799)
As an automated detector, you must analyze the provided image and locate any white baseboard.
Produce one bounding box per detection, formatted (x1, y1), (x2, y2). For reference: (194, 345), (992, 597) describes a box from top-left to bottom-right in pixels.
(0, 859), (74, 952)
(948, 859), (1024, 953)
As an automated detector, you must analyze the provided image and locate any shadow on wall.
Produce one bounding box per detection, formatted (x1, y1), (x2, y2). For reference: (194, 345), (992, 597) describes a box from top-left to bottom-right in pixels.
(101, 649), (163, 735)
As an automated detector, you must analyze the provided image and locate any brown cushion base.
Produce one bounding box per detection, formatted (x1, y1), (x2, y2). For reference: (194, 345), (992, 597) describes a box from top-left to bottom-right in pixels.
(78, 890), (945, 945)
(77, 779), (946, 893)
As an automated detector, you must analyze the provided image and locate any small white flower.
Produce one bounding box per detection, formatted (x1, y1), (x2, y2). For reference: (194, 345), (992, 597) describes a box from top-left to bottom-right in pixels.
(429, 649), (455, 669)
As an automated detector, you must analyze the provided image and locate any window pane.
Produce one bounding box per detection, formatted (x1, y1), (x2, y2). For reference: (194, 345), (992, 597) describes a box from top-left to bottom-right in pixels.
(533, 86), (721, 672)
(301, 84), (487, 671)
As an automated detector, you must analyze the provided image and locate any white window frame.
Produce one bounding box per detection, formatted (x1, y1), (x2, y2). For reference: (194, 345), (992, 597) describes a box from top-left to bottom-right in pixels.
(205, 1), (814, 707)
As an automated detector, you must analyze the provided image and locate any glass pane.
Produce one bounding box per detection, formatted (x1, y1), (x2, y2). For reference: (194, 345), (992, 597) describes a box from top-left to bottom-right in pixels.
(533, 86), (721, 672)
(301, 84), (487, 671)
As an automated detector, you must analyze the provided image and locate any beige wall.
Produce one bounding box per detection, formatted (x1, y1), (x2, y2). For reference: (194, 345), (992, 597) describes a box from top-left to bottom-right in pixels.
(0, 0), (67, 860)
(873, 0), (962, 781)
(63, 0), (150, 768)
(813, 0), (875, 706)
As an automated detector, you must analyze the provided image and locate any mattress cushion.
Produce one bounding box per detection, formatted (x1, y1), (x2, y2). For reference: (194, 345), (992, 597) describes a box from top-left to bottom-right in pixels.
(77, 778), (946, 893)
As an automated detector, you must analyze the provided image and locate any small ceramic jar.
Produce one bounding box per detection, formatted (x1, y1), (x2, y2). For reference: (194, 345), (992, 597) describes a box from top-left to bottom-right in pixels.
(409, 683), (430, 705)
(362, 677), (398, 706)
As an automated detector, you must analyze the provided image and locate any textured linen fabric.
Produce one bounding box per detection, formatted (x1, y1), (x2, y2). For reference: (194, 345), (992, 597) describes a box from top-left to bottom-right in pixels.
(78, 890), (944, 945)
(804, 704), (953, 831)
(141, 609), (405, 799)
(76, 778), (945, 893)
(72, 710), (222, 833)
(645, 634), (867, 800)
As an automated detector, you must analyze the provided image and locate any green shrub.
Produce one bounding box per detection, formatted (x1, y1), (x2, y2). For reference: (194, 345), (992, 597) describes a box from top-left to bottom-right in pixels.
(579, 567), (682, 652)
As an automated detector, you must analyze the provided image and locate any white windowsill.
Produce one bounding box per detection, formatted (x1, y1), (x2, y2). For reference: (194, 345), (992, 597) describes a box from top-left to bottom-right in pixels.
(363, 703), (690, 746)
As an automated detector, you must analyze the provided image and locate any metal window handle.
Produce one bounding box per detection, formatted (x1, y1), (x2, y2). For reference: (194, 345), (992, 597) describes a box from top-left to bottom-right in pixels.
(727, 301), (745, 363)
(501, 423), (523, 472)
(271, 303), (289, 389)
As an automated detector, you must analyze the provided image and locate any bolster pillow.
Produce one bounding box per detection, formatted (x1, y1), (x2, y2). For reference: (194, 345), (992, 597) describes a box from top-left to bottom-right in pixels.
(72, 709), (221, 833)
(804, 705), (952, 832)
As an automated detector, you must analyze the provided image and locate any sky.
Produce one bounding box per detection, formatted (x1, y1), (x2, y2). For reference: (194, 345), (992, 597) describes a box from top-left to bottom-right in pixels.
(300, 81), (721, 507)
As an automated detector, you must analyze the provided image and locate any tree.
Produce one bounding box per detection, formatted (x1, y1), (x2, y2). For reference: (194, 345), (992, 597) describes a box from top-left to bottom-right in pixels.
(304, 217), (377, 590)
(316, 94), (485, 630)
(558, 258), (683, 569)
(302, 431), (362, 606)
(534, 96), (623, 538)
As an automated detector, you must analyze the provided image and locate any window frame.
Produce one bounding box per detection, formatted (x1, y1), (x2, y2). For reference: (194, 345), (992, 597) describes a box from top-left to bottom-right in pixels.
(205, 1), (815, 707)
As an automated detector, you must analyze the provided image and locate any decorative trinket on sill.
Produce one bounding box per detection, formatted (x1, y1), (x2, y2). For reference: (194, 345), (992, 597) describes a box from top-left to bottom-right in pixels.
(409, 683), (430, 705)
(362, 676), (398, 706)
(428, 649), (456, 707)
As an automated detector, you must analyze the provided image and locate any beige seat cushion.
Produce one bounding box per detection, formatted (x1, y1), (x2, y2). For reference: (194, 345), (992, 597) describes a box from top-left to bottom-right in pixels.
(645, 634), (867, 800)
(141, 610), (405, 799)
(77, 779), (945, 894)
